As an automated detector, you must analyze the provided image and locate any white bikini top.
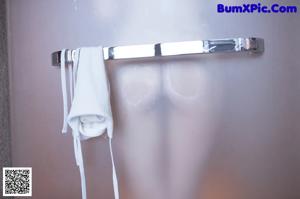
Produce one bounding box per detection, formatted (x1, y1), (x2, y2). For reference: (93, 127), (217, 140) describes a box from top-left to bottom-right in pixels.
(60, 48), (119, 199)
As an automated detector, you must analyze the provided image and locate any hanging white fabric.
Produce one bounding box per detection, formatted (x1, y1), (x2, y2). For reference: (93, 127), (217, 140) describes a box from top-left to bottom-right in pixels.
(60, 48), (119, 199)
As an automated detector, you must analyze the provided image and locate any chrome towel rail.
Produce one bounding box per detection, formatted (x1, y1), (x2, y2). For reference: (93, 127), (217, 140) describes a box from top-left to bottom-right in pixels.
(51, 37), (264, 66)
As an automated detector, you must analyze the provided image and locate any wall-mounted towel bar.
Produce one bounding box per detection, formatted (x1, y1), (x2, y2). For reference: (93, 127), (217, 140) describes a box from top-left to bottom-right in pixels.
(51, 37), (264, 66)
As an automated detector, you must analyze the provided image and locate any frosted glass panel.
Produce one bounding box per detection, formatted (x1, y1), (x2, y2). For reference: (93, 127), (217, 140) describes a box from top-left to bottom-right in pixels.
(8, 0), (300, 198)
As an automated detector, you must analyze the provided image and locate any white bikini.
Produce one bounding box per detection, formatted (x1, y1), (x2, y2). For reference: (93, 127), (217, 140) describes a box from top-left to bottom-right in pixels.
(60, 48), (119, 199)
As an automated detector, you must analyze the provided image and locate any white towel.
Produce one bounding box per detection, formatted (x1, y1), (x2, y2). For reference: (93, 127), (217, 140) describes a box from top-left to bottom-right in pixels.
(60, 47), (119, 199)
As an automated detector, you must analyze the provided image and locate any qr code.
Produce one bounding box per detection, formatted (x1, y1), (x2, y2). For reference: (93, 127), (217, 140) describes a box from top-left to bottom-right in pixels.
(2, 167), (32, 197)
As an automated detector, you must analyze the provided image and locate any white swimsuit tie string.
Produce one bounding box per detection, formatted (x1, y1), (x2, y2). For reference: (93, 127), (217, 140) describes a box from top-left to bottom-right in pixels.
(109, 138), (119, 199)
(60, 49), (68, 133)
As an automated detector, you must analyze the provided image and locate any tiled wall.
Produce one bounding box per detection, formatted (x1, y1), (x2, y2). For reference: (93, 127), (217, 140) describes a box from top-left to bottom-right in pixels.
(0, 0), (11, 186)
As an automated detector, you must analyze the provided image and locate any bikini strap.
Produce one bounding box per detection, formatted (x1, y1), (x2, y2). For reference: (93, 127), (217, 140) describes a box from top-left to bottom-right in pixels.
(60, 49), (68, 133)
(109, 138), (120, 199)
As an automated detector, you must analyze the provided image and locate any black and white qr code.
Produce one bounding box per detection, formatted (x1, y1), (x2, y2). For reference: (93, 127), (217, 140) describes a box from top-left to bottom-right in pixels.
(2, 167), (32, 197)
